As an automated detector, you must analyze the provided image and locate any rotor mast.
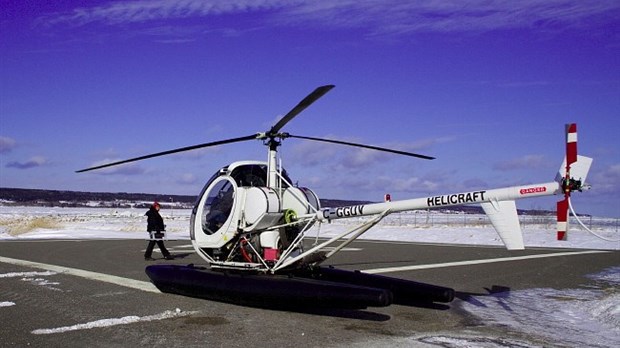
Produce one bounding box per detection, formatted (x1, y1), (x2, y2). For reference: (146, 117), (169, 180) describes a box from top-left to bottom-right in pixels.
(266, 134), (281, 190)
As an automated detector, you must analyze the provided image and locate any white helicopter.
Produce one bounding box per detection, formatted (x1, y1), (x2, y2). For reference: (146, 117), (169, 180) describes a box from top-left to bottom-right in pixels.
(78, 85), (592, 309)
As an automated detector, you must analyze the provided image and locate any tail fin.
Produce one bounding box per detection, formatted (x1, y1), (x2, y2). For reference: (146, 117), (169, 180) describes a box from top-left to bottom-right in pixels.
(555, 155), (593, 184)
(481, 200), (524, 250)
(556, 123), (593, 240)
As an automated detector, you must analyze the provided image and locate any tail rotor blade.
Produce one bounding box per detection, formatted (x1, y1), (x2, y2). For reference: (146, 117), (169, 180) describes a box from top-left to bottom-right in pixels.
(557, 123), (578, 241)
(269, 85), (335, 135)
(287, 134), (435, 160)
(76, 134), (258, 173)
(557, 197), (569, 241)
(566, 123), (577, 166)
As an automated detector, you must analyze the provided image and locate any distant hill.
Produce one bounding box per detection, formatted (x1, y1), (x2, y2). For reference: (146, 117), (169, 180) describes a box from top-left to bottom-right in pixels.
(0, 187), (556, 215)
(0, 187), (375, 210)
(0, 187), (196, 209)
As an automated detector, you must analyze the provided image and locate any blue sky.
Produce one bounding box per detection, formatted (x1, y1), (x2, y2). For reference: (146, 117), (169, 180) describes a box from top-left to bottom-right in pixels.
(1, 1), (619, 217)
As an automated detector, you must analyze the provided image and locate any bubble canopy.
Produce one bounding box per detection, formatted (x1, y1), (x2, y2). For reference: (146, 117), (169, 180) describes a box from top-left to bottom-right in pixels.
(190, 161), (293, 241)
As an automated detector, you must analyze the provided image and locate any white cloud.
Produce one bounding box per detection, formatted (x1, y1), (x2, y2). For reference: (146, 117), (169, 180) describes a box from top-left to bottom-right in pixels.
(41, 0), (619, 35)
(86, 159), (146, 176)
(176, 173), (198, 185)
(44, 0), (289, 26)
(0, 136), (17, 154)
(289, 135), (441, 171)
(5, 156), (49, 169)
(590, 163), (620, 194)
(289, 137), (340, 167)
(283, 0), (620, 34)
(493, 154), (550, 171)
(341, 148), (385, 168)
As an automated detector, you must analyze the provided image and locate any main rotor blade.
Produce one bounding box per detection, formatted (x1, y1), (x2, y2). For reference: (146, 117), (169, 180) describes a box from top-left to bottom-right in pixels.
(288, 134), (435, 160)
(76, 134), (258, 173)
(269, 85), (335, 135)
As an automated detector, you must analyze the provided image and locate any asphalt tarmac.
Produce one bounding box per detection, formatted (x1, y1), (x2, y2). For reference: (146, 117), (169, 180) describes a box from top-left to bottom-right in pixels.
(0, 239), (617, 347)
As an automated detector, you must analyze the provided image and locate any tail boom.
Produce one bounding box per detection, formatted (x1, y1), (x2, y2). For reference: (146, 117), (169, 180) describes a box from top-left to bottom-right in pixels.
(318, 181), (561, 250)
(320, 181), (561, 220)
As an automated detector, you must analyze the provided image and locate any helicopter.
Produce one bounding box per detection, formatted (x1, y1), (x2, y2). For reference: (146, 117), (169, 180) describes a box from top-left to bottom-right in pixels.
(77, 85), (592, 309)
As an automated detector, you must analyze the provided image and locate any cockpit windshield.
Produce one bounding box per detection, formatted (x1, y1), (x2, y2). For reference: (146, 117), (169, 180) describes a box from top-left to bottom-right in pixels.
(201, 179), (234, 235)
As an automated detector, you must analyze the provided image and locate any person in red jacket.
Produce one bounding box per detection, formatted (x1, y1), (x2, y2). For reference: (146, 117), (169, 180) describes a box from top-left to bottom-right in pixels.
(144, 201), (173, 261)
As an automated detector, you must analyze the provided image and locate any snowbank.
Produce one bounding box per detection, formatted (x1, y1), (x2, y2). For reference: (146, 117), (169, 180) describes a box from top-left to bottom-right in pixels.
(1, 206), (617, 250)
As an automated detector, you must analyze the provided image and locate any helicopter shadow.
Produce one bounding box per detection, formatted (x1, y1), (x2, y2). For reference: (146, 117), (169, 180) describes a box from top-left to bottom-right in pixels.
(210, 299), (391, 321)
(286, 307), (391, 322)
(455, 285), (513, 311)
(168, 252), (194, 260)
(394, 300), (451, 311)
(243, 298), (449, 320)
(327, 259), (419, 269)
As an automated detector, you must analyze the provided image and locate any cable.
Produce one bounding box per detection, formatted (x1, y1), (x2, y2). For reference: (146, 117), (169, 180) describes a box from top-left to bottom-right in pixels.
(568, 198), (620, 242)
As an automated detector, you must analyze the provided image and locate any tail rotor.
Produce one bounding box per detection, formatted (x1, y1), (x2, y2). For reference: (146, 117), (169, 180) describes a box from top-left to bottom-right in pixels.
(556, 124), (577, 240)
(556, 123), (594, 240)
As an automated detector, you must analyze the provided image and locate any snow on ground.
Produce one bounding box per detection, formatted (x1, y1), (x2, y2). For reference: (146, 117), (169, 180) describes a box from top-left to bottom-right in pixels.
(0, 206), (190, 241)
(458, 266), (620, 348)
(1, 206), (618, 347)
(1, 206), (617, 250)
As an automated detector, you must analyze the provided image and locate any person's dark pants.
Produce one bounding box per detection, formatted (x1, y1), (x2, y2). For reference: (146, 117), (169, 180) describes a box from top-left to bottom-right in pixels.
(145, 240), (170, 258)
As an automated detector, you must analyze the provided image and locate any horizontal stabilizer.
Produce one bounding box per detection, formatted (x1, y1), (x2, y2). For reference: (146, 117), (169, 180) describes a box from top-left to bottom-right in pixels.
(481, 200), (524, 250)
(555, 155), (593, 183)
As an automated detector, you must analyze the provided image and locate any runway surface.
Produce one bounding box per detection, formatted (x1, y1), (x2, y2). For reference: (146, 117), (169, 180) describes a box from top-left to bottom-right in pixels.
(0, 239), (617, 347)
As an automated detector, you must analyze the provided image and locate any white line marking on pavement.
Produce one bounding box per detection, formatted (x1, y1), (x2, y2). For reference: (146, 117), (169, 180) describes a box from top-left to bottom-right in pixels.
(0, 256), (159, 293)
(319, 247), (362, 252)
(32, 309), (198, 335)
(362, 250), (610, 274)
(0, 270), (57, 278)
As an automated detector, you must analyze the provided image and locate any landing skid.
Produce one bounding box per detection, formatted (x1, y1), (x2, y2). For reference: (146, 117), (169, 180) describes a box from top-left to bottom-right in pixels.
(145, 264), (454, 310)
